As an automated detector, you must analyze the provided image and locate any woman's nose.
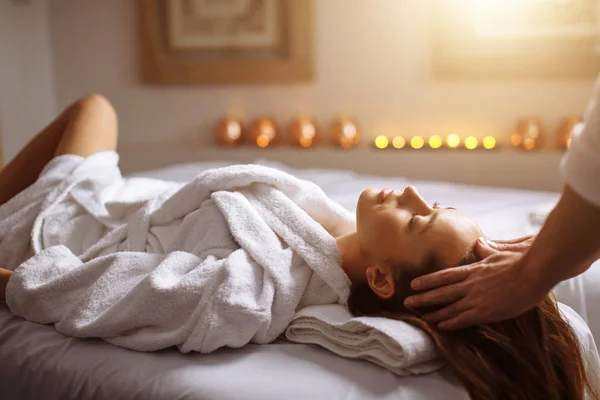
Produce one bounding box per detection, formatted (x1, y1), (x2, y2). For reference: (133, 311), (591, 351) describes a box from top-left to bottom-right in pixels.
(402, 186), (431, 213)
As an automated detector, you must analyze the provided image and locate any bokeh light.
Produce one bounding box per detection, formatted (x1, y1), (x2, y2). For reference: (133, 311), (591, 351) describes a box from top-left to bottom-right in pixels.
(510, 133), (522, 147)
(446, 134), (461, 149)
(483, 136), (496, 150)
(375, 135), (389, 149)
(464, 136), (478, 150)
(392, 136), (406, 149)
(524, 137), (535, 150)
(299, 136), (313, 148)
(256, 135), (270, 148)
(410, 136), (425, 149)
(429, 135), (443, 149)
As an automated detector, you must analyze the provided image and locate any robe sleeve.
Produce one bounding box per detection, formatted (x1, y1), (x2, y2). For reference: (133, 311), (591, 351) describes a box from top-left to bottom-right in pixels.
(6, 244), (286, 353)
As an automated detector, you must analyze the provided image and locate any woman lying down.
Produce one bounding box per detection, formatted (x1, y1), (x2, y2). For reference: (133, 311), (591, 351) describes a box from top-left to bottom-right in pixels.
(0, 95), (598, 399)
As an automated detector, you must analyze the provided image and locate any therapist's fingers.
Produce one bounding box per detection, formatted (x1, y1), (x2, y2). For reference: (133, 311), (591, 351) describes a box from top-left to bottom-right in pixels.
(492, 235), (534, 245)
(438, 309), (480, 330)
(410, 265), (471, 291)
(485, 235), (535, 252)
(475, 238), (496, 258)
(404, 282), (467, 309)
(421, 299), (470, 324)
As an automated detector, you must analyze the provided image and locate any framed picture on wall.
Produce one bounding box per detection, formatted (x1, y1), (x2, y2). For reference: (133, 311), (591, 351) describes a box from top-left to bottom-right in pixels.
(138, 0), (314, 84)
(432, 0), (600, 79)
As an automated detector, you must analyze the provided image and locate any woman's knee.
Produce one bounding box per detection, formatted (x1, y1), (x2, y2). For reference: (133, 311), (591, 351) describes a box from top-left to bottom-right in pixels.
(74, 94), (117, 122)
(54, 94), (119, 157)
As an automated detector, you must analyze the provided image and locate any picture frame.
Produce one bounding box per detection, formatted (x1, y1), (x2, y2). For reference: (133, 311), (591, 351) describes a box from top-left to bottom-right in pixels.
(432, 0), (600, 79)
(138, 0), (314, 85)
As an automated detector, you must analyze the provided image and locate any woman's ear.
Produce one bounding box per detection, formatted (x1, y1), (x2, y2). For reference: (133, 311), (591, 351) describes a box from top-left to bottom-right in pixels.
(365, 265), (395, 299)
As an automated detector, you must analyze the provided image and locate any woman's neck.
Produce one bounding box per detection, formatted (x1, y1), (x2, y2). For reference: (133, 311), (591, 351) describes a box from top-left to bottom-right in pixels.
(335, 232), (368, 282)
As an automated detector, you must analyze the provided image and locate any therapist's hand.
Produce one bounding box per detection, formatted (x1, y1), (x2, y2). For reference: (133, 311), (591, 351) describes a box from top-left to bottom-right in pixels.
(482, 235), (535, 253)
(403, 238), (547, 330)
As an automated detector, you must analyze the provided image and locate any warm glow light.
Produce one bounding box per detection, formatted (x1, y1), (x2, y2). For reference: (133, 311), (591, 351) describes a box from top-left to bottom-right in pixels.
(429, 135), (443, 149)
(342, 123), (357, 138)
(483, 136), (496, 150)
(510, 133), (522, 147)
(410, 136), (425, 149)
(299, 136), (313, 148)
(566, 137), (572, 148)
(392, 136), (406, 149)
(226, 122), (241, 140)
(375, 135), (389, 149)
(217, 118), (245, 146)
(471, 0), (566, 39)
(301, 124), (316, 138)
(256, 135), (270, 148)
(446, 134), (461, 149)
(340, 138), (353, 149)
(464, 136), (478, 150)
(524, 137), (535, 150)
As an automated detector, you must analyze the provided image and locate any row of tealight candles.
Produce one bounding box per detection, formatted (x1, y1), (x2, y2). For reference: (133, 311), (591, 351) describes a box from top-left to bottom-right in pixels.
(373, 134), (497, 150)
(216, 116), (362, 148)
(216, 115), (582, 150)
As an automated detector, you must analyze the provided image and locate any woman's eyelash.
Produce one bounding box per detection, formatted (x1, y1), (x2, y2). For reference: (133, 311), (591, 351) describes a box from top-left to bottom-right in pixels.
(410, 212), (417, 227)
(433, 201), (441, 208)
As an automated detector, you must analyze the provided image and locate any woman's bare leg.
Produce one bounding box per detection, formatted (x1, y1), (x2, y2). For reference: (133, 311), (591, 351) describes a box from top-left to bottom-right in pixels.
(0, 94), (118, 301)
(0, 269), (10, 302)
(0, 94), (118, 206)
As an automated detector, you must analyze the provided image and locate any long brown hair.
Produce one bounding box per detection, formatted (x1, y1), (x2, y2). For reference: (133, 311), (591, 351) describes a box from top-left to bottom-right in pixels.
(347, 255), (598, 400)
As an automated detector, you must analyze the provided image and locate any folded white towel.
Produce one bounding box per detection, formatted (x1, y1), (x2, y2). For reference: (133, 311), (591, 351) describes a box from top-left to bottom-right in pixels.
(285, 304), (444, 376)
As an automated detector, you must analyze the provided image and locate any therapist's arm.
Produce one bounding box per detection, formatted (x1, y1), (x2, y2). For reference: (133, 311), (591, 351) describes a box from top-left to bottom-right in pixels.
(523, 184), (600, 285)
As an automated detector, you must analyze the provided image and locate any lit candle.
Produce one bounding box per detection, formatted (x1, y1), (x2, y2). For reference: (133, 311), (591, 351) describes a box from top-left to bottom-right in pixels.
(482, 136), (496, 150)
(289, 116), (318, 148)
(216, 117), (245, 146)
(330, 116), (360, 148)
(446, 134), (461, 149)
(513, 118), (544, 150)
(256, 135), (270, 148)
(375, 135), (389, 149)
(429, 135), (443, 149)
(523, 138), (535, 151)
(250, 118), (279, 148)
(464, 136), (478, 150)
(510, 133), (522, 147)
(410, 136), (425, 149)
(392, 136), (406, 149)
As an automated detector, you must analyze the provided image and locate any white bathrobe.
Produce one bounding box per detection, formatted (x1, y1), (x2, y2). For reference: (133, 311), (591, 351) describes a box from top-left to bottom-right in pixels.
(0, 152), (355, 353)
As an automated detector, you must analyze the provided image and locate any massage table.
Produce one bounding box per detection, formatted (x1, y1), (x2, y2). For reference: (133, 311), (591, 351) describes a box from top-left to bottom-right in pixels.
(1, 160), (598, 399)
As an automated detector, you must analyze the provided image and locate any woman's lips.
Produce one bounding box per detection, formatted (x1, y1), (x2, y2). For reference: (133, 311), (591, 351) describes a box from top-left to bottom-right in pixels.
(379, 189), (393, 203)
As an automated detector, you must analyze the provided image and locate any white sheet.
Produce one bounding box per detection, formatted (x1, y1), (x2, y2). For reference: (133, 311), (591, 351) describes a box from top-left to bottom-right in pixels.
(1, 159), (598, 400)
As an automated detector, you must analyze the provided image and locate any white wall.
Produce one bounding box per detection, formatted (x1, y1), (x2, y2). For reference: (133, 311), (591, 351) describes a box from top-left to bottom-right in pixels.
(0, 0), (57, 162)
(48, 0), (595, 148)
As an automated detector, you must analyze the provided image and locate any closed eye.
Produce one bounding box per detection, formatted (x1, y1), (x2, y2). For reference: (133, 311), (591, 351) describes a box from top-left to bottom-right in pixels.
(409, 213), (417, 228)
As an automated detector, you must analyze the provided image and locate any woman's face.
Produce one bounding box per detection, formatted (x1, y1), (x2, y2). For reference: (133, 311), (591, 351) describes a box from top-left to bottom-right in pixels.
(356, 186), (483, 268)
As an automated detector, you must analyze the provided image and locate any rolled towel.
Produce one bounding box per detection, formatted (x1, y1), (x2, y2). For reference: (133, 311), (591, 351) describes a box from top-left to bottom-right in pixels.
(285, 304), (444, 376)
